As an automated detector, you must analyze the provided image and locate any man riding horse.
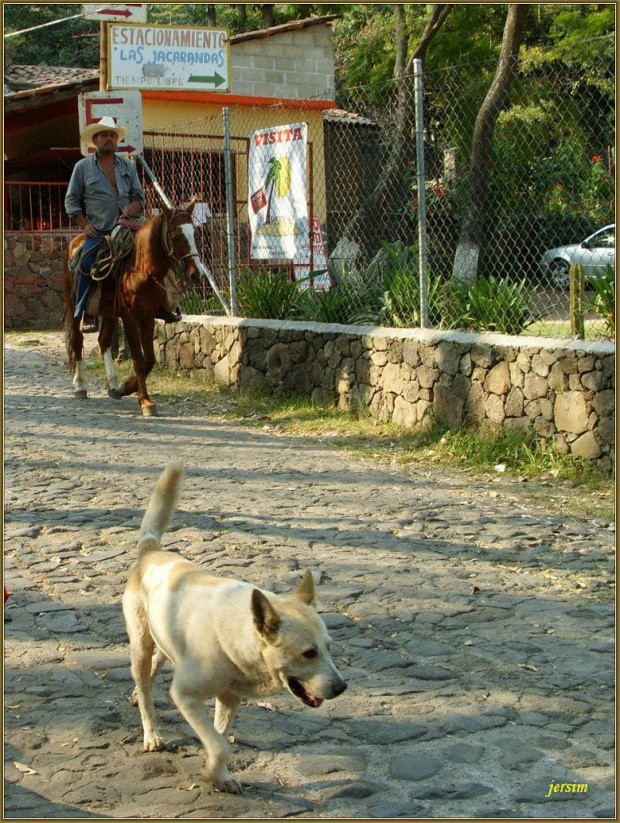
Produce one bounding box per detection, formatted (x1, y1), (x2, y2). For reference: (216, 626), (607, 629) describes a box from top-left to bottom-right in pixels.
(65, 115), (180, 331)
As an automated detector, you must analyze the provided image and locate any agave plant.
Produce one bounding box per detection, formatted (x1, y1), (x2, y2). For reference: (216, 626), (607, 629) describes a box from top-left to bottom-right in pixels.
(237, 267), (311, 320)
(588, 264), (615, 338)
(444, 275), (540, 336)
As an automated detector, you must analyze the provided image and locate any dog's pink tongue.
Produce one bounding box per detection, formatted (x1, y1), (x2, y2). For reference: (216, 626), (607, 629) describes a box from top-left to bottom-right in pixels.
(308, 694), (324, 708)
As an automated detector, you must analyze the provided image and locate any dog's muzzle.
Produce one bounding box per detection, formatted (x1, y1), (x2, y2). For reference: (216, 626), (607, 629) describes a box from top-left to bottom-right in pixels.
(287, 676), (347, 707)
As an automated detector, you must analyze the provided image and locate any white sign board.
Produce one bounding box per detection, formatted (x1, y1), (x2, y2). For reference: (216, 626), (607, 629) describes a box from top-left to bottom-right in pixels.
(83, 3), (147, 23)
(248, 123), (309, 261)
(108, 24), (230, 91)
(78, 90), (143, 156)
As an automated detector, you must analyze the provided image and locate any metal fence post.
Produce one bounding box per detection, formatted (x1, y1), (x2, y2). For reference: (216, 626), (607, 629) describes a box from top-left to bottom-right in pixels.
(413, 58), (429, 329)
(223, 107), (238, 316)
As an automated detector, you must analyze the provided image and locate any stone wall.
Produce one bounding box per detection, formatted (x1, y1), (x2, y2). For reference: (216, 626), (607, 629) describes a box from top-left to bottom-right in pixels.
(5, 232), (70, 329)
(155, 316), (615, 468)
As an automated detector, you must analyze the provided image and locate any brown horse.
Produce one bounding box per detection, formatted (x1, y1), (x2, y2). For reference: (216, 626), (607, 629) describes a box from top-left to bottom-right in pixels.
(64, 200), (205, 417)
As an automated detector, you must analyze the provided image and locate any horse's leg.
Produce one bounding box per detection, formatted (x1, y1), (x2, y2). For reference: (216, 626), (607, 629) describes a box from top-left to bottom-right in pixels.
(66, 315), (88, 399)
(120, 316), (158, 417)
(99, 318), (123, 400)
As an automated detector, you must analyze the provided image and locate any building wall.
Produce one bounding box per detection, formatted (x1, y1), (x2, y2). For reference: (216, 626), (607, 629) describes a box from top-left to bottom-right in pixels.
(155, 316), (615, 468)
(230, 25), (335, 100)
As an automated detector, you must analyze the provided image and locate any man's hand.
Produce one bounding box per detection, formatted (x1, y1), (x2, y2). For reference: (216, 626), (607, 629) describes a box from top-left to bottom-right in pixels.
(83, 222), (98, 238)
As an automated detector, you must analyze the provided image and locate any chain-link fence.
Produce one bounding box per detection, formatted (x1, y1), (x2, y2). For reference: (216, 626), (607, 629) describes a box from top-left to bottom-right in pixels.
(143, 44), (614, 340)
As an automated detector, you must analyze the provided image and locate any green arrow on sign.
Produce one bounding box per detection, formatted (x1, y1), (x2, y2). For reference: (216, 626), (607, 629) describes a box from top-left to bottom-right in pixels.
(187, 72), (226, 87)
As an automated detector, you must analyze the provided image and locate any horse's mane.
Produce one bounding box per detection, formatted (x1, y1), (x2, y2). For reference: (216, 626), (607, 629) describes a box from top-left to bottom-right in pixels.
(133, 212), (168, 272)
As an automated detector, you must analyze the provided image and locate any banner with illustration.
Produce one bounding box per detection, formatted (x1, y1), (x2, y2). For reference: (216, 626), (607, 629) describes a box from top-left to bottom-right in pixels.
(248, 122), (308, 260)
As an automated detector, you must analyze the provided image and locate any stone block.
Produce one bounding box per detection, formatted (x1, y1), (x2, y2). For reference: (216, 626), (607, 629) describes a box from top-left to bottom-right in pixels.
(571, 430), (602, 459)
(434, 384), (464, 428)
(466, 381), (486, 418)
(485, 393), (505, 423)
(598, 416), (615, 445)
(505, 386), (524, 417)
(485, 361), (510, 395)
(392, 396), (417, 428)
(436, 341), (460, 375)
(554, 392), (588, 435)
(523, 374), (548, 400)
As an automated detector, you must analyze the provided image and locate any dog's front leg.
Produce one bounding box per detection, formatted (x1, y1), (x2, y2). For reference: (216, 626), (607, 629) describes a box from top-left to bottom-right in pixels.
(170, 679), (242, 794)
(214, 691), (241, 738)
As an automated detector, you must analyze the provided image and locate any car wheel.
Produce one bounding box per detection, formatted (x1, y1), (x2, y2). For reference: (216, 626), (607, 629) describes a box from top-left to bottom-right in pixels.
(548, 259), (570, 289)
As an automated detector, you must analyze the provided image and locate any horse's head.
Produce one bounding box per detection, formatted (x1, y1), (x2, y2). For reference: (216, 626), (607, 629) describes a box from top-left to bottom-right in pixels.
(162, 199), (209, 286)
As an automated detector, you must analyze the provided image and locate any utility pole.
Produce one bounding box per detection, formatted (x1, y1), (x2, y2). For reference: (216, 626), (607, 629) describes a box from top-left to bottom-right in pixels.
(99, 22), (107, 90)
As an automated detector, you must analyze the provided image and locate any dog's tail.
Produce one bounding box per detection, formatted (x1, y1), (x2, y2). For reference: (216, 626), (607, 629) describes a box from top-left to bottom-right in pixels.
(138, 461), (184, 557)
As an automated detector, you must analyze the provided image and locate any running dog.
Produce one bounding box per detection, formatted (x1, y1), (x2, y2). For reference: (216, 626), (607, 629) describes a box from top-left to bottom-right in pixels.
(122, 462), (347, 793)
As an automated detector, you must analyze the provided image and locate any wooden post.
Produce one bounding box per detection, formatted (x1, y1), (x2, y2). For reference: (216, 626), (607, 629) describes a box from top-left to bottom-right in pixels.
(99, 22), (107, 90)
(569, 263), (585, 339)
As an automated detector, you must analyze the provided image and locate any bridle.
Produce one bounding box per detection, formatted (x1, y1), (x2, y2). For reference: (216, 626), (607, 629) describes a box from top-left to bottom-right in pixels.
(161, 208), (202, 271)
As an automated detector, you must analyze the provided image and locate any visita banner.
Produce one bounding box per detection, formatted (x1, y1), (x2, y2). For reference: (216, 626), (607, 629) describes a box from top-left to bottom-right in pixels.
(248, 122), (309, 261)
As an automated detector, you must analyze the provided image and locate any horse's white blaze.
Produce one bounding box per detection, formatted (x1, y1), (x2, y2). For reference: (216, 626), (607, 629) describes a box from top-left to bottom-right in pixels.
(103, 348), (120, 391)
(179, 224), (209, 277)
(73, 361), (86, 394)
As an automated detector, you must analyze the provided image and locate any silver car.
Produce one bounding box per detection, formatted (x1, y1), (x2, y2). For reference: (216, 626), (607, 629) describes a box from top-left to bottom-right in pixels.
(541, 224), (615, 288)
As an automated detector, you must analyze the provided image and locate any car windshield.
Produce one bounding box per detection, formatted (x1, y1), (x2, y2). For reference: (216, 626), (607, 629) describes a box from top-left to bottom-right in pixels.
(588, 227), (615, 248)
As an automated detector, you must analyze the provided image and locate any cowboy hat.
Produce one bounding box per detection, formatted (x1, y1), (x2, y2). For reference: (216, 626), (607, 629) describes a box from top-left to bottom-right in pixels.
(80, 116), (127, 147)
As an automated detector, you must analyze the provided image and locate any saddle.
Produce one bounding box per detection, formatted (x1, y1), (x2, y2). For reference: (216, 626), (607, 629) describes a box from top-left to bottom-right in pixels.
(69, 220), (180, 316)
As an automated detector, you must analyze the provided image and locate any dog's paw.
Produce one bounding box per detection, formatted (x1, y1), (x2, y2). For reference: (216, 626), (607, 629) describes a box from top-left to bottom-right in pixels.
(204, 767), (243, 794)
(143, 733), (165, 752)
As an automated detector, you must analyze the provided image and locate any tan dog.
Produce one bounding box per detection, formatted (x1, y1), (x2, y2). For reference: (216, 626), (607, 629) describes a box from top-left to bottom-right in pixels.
(122, 462), (347, 793)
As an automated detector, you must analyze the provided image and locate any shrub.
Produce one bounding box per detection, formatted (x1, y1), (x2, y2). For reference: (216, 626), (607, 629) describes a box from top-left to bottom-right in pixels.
(443, 275), (540, 335)
(237, 267), (310, 320)
(588, 263), (615, 338)
(179, 289), (224, 315)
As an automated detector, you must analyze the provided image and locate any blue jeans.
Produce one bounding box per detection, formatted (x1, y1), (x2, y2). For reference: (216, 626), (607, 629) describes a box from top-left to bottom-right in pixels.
(74, 230), (109, 318)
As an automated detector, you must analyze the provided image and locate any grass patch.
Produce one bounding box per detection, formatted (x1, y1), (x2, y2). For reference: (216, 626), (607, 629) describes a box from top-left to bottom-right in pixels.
(526, 318), (613, 341)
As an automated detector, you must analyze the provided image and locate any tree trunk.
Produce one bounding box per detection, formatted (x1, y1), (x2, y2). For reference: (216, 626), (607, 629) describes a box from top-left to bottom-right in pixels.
(260, 4), (275, 29)
(338, 4), (451, 262)
(206, 4), (217, 26)
(237, 4), (247, 33)
(452, 4), (529, 282)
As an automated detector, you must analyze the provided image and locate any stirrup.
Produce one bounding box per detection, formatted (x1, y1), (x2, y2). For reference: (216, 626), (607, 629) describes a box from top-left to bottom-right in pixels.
(80, 314), (99, 333)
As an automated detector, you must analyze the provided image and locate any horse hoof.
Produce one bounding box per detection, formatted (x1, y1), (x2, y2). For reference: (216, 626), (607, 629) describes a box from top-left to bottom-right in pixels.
(108, 388), (123, 400)
(142, 405), (158, 418)
(74, 390), (88, 399)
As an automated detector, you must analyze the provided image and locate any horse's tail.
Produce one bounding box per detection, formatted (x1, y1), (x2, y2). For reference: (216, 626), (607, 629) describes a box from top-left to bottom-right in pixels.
(138, 462), (184, 557)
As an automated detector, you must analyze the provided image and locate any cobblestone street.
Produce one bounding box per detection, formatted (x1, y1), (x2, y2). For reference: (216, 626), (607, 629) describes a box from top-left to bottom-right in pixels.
(4, 332), (615, 819)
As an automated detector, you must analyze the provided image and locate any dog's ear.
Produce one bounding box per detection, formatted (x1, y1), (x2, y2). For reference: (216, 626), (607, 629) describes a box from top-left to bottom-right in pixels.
(251, 589), (281, 639)
(292, 569), (315, 606)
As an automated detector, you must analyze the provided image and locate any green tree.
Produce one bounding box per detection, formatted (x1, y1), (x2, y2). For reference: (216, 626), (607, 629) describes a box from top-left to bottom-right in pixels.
(4, 4), (99, 66)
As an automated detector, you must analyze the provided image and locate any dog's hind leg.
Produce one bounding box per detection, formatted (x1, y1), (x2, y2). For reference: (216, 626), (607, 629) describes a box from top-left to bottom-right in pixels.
(130, 647), (167, 707)
(170, 677), (242, 794)
(214, 691), (241, 738)
(123, 589), (165, 752)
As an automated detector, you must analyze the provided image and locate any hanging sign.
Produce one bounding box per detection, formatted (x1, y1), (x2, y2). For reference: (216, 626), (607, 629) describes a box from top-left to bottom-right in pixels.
(248, 123), (309, 260)
(294, 217), (330, 290)
(83, 4), (147, 23)
(78, 90), (143, 155)
(108, 24), (230, 91)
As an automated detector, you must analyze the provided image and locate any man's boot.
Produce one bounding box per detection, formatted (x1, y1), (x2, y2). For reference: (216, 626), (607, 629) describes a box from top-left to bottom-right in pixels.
(155, 306), (182, 323)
